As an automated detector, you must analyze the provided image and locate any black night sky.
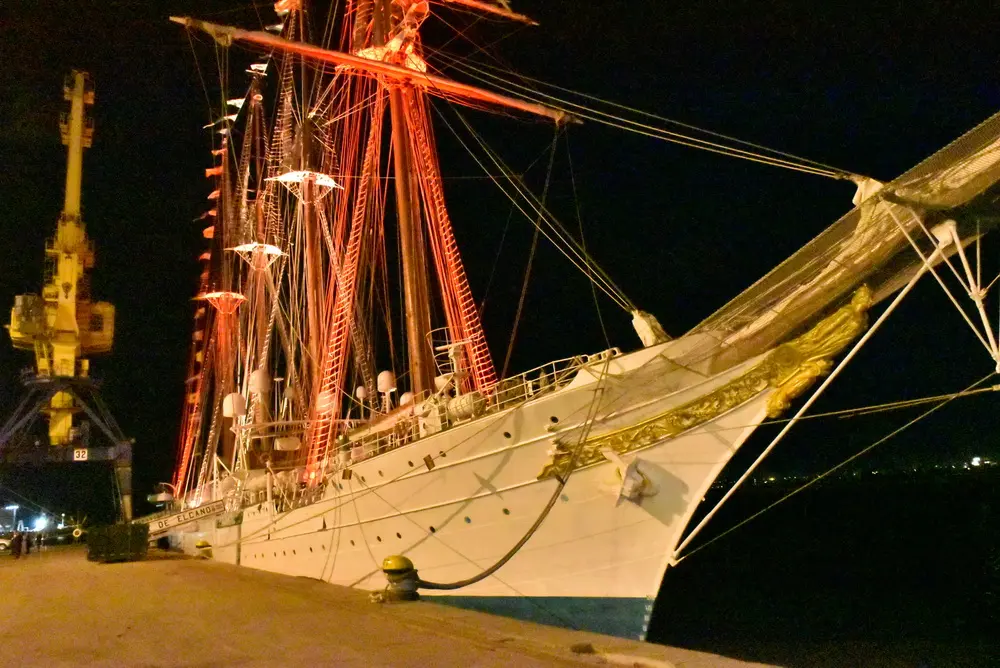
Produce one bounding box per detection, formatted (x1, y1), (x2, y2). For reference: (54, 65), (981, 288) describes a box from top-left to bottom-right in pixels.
(1, 0), (999, 523)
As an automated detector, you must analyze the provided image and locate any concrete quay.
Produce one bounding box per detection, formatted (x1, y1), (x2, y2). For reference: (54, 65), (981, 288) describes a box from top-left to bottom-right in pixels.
(0, 546), (776, 667)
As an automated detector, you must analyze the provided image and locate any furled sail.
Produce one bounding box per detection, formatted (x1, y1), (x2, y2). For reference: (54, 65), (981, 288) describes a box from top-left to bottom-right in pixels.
(686, 110), (1000, 373)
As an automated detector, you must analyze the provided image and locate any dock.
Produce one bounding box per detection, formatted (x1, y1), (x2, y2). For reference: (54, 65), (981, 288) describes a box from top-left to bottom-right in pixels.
(0, 546), (776, 667)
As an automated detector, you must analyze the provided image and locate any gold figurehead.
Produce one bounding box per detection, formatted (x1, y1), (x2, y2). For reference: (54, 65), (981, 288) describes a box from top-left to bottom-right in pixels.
(538, 286), (873, 480)
(6, 71), (116, 447)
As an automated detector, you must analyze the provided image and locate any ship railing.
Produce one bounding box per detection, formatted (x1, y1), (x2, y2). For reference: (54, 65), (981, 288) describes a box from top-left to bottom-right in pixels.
(232, 417), (360, 439)
(237, 472), (327, 512)
(487, 347), (622, 413)
(312, 348), (623, 471)
(339, 418), (423, 466)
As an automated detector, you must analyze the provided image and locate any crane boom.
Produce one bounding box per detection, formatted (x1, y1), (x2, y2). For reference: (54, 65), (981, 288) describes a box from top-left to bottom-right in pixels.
(7, 71), (115, 446)
(2, 71), (132, 522)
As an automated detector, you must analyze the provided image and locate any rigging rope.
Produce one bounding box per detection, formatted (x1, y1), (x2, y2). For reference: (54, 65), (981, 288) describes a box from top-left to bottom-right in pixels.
(0, 482), (58, 518)
(567, 132), (612, 346)
(417, 353), (614, 591)
(742, 385), (1000, 425)
(433, 52), (855, 180)
(433, 103), (635, 312)
(346, 469), (581, 629)
(443, 50), (851, 175)
(674, 373), (996, 564)
(500, 127), (561, 379)
(476, 203), (515, 318)
(184, 31), (215, 124)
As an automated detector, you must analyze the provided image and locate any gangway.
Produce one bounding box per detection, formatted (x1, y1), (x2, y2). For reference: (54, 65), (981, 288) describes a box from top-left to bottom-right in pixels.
(134, 500), (228, 538)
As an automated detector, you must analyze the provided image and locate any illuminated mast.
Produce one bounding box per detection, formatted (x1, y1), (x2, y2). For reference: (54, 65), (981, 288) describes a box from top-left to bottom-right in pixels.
(170, 5), (567, 475)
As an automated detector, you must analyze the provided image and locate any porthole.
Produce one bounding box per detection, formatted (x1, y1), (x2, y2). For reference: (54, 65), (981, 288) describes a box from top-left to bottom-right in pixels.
(503, 431), (511, 438)
(377, 536), (382, 542)
(293, 550), (297, 555)
(549, 416), (559, 423)
(396, 532), (401, 539)
(408, 460), (414, 467)
(321, 545), (326, 550)
(309, 547), (314, 553)
(464, 516), (471, 524)
(360, 475), (366, 483)
(282, 551), (286, 556)
(502, 508), (510, 515)
(273, 552), (277, 557)
(429, 526), (436, 533)
(378, 470), (383, 477)
(350, 540), (355, 546)
(439, 451), (447, 458)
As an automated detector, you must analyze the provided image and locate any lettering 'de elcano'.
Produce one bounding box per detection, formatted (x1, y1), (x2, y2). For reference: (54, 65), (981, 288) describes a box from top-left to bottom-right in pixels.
(145, 500), (226, 534)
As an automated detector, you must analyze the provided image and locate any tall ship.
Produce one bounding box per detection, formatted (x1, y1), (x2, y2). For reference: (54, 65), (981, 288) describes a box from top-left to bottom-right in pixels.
(150, 1), (1000, 639)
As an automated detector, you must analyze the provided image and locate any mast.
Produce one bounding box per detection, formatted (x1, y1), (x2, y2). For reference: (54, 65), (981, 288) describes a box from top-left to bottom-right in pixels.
(296, 9), (325, 393)
(301, 141), (325, 390)
(172, 5), (561, 475)
(168, 17), (573, 124)
(373, 0), (435, 396)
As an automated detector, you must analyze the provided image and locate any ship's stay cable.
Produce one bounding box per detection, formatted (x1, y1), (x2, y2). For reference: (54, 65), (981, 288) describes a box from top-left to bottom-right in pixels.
(418, 18), (843, 178)
(428, 9), (483, 56)
(434, 52), (854, 180)
(463, 54), (850, 175)
(184, 31), (215, 122)
(427, 9), (531, 80)
(0, 482), (58, 518)
(453, 109), (632, 311)
(476, 203), (514, 318)
(567, 132), (611, 348)
(500, 127), (560, 379)
(706, 386), (1000, 435)
(410, 66), (628, 306)
(478, 133), (592, 318)
(674, 373), (995, 564)
(432, 102), (634, 312)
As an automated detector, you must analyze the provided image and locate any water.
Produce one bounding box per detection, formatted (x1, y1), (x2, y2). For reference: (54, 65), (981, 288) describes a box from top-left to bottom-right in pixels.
(649, 470), (998, 666)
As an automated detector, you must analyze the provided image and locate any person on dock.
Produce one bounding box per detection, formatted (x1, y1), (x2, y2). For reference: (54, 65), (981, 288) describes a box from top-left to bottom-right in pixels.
(11, 531), (23, 559)
(24, 532), (31, 555)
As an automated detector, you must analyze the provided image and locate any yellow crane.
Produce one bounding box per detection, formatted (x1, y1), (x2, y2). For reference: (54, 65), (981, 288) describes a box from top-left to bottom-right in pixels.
(7, 71), (115, 446)
(2, 71), (131, 521)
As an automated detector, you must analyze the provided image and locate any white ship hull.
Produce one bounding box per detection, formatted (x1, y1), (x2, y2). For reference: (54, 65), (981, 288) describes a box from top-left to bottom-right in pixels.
(177, 337), (778, 638)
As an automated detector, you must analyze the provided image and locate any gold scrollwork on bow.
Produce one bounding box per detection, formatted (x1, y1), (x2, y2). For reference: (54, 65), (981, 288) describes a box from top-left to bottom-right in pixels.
(537, 286), (872, 480)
